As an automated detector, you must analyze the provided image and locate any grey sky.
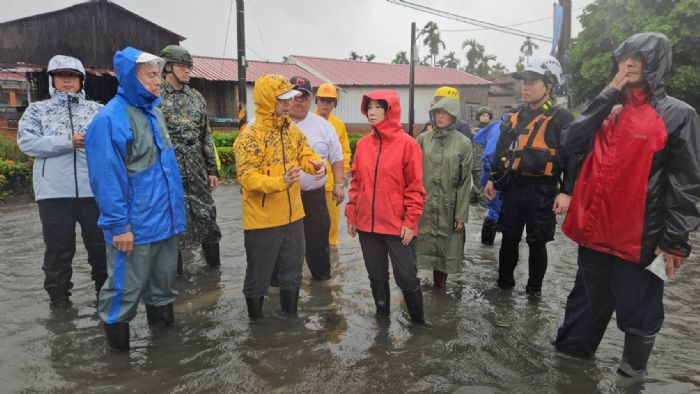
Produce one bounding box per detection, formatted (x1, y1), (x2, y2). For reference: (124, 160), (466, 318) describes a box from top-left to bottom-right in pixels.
(3, 0), (595, 70)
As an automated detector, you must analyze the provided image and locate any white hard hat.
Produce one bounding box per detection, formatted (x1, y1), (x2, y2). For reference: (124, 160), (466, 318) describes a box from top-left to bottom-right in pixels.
(514, 55), (563, 85)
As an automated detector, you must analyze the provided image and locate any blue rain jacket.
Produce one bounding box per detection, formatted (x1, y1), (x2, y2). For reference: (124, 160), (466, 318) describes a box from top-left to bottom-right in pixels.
(85, 47), (185, 245)
(472, 121), (502, 221)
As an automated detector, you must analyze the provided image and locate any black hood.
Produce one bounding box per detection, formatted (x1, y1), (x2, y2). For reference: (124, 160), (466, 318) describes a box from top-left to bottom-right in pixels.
(612, 32), (672, 102)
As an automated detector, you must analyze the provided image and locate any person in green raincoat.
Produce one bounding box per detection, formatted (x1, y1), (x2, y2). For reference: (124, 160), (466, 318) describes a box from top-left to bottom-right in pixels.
(416, 97), (473, 288)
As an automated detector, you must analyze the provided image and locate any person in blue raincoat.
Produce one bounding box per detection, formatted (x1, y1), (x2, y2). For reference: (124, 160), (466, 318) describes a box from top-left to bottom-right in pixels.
(85, 47), (186, 351)
(472, 108), (519, 245)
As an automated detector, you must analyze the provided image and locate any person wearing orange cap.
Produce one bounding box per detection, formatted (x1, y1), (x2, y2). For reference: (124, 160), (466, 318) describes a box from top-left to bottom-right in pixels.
(315, 83), (352, 246)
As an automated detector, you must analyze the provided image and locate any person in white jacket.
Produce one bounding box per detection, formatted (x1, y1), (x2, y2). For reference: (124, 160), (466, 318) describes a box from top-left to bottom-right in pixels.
(17, 55), (106, 310)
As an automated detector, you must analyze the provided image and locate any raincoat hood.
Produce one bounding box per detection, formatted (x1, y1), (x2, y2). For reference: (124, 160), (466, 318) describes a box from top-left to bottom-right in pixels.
(254, 74), (295, 128)
(429, 97), (460, 135)
(612, 32), (671, 102)
(114, 46), (161, 110)
(361, 90), (403, 137)
(47, 55), (86, 99)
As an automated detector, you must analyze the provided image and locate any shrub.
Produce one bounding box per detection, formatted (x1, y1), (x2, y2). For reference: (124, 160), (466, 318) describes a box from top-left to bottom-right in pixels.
(212, 132), (239, 148)
(0, 159), (33, 203)
(0, 135), (31, 163)
(217, 147), (236, 180)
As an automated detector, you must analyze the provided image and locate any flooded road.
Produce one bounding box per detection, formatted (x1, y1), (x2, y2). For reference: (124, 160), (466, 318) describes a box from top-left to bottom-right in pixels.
(1, 183), (698, 393)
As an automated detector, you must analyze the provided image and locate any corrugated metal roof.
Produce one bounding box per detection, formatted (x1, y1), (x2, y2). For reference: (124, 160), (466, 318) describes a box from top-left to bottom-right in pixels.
(191, 56), (325, 86)
(289, 55), (491, 87)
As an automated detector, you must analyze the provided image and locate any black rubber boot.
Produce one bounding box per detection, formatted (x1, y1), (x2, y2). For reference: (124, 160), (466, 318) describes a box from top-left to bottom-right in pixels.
(176, 249), (183, 278)
(402, 288), (425, 325)
(280, 288), (300, 315)
(104, 322), (130, 351)
(48, 287), (72, 309)
(146, 303), (175, 328)
(202, 243), (221, 267)
(370, 280), (390, 317)
(617, 333), (656, 378)
(245, 297), (264, 319)
(481, 218), (498, 245)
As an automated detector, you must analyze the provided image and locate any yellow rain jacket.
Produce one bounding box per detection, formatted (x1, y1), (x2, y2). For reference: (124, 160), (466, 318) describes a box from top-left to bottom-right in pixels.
(315, 110), (351, 191)
(234, 75), (321, 230)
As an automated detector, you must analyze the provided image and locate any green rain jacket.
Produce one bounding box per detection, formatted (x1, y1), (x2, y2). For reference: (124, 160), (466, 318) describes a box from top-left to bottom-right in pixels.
(416, 98), (473, 273)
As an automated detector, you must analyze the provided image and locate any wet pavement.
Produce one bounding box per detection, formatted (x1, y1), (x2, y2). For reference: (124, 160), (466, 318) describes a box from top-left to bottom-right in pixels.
(0, 183), (698, 393)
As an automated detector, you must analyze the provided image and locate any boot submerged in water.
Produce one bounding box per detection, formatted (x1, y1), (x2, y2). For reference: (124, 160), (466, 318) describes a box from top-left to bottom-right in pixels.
(402, 288), (425, 325)
(104, 322), (130, 351)
(618, 333), (656, 378)
(370, 280), (390, 317)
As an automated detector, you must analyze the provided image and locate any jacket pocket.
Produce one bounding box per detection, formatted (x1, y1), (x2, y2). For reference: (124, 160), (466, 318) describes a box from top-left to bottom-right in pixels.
(41, 158), (47, 177)
(261, 170), (270, 207)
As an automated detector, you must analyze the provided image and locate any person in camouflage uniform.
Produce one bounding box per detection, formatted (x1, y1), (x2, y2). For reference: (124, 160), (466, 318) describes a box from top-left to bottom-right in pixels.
(469, 107), (492, 205)
(159, 45), (222, 272)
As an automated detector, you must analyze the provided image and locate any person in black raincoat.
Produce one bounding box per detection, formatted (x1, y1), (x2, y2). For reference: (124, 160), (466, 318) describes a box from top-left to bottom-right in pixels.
(554, 32), (700, 378)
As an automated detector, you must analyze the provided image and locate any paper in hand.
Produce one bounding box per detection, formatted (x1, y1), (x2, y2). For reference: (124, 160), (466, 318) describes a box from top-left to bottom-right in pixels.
(645, 253), (668, 281)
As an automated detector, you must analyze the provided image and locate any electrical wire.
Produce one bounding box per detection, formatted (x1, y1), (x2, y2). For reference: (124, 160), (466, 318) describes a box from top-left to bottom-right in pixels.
(386, 0), (551, 42)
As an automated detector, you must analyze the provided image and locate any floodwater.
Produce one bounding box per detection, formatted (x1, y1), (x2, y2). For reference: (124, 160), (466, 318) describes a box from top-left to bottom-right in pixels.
(0, 183), (698, 393)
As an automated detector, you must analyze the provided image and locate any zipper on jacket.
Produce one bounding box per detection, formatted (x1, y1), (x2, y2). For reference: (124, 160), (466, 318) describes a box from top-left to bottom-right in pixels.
(371, 128), (383, 233)
(279, 123), (292, 223)
(67, 97), (79, 198)
(41, 158), (47, 177)
(262, 170), (269, 207)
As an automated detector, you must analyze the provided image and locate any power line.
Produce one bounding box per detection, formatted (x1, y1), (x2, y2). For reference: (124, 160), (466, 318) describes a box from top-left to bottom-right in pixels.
(386, 0), (551, 42)
(440, 6), (585, 33)
(220, 0), (234, 74)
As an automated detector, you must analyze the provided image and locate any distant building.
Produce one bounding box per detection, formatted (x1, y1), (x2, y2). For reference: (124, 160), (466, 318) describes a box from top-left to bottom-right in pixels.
(0, 0), (184, 105)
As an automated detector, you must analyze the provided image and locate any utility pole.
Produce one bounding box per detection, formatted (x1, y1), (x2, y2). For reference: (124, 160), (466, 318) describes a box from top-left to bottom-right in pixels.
(557, 0), (572, 72)
(408, 22), (416, 136)
(236, 0), (247, 126)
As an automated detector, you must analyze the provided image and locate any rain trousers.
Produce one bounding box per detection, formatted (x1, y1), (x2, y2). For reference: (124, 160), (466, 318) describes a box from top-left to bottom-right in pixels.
(472, 121), (502, 221)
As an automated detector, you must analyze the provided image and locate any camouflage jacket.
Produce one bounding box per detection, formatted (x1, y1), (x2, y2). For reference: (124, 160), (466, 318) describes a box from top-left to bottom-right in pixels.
(160, 80), (217, 176)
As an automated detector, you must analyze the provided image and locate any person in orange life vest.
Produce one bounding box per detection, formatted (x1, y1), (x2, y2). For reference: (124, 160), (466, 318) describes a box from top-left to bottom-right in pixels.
(553, 32), (700, 378)
(483, 55), (576, 298)
(345, 90), (426, 324)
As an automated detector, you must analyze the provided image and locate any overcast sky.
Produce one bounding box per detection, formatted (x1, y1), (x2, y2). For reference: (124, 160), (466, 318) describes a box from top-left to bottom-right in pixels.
(3, 0), (595, 71)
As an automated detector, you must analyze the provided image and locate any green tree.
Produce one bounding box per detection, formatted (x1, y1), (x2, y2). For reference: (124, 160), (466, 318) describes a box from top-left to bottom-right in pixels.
(492, 62), (509, 75)
(476, 54), (497, 76)
(515, 56), (526, 72)
(392, 51), (409, 64)
(421, 21), (446, 67)
(461, 39), (485, 74)
(364, 54), (376, 62)
(520, 37), (539, 63)
(438, 52), (460, 69)
(348, 51), (362, 61)
(570, 0), (700, 109)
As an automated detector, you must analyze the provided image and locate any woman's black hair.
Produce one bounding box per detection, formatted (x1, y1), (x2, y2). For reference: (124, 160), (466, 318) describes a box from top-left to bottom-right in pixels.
(365, 98), (388, 113)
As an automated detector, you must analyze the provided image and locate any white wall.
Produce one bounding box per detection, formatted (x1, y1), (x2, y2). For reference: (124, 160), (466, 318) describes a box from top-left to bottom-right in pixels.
(243, 84), (485, 125)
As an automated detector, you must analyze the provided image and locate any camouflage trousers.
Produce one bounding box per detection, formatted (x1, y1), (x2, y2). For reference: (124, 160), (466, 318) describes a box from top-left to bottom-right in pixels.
(175, 145), (222, 249)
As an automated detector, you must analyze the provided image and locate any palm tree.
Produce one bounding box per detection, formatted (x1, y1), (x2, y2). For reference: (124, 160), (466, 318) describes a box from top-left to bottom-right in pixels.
(421, 21), (446, 67)
(364, 54), (376, 62)
(461, 39), (485, 74)
(519, 37), (539, 62)
(491, 62), (509, 75)
(348, 51), (362, 61)
(437, 52), (460, 69)
(515, 56), (526, 72)
(392, 51), (409, 64)
(476, 54), (497, 76)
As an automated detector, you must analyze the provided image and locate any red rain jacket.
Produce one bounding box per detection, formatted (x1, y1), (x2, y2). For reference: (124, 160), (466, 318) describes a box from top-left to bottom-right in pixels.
(561, 33), (700, 264)
(345, 90), (425, 236)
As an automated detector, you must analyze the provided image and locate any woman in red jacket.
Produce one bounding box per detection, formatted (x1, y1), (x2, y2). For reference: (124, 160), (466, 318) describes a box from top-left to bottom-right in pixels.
(345, 90), (426, 324)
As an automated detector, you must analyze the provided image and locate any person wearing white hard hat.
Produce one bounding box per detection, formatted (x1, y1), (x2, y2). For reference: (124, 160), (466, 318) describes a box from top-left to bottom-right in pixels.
(483, 55), (577, 298)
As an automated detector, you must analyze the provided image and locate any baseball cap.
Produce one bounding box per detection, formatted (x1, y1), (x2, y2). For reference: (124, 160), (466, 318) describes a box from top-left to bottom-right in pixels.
(289, 76), (312, 95)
